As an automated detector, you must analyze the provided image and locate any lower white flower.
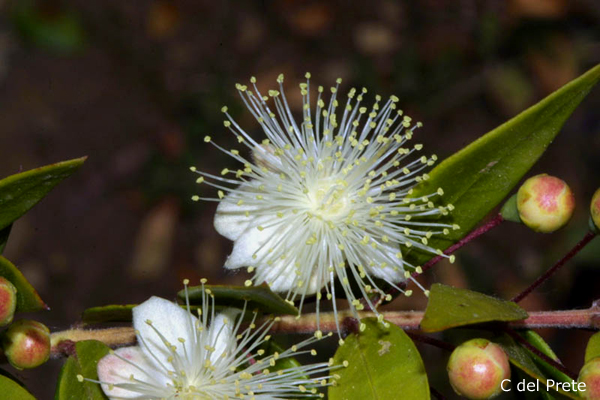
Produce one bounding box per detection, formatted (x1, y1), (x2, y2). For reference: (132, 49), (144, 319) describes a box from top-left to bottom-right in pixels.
(89, 280), (334, 399)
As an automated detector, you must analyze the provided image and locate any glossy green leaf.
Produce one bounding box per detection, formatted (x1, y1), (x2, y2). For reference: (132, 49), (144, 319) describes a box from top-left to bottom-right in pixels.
(55, 340), (110, 400)
(520, 331), (572, 385)
(178, 284), (298, 315)
(495, 335), (580, 399)
(0, 157), (86, 231)
(585, 332), (600, 363)
(82, 304), (136, 324)
(420, 284), (528, 332)
(0, 255), (47, 312)
(0, 224), (11, 254)
(82, 303), (235, 325)
(408, 64), (600, 265)
(0, 374), (36, 400)
(329, 318), (429, 400)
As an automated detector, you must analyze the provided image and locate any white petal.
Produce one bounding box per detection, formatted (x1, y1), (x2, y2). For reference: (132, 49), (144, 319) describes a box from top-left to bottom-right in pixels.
(257, 257), (321, 294)
(366, 244), (406, 283)
(214, 183), (260, 241)
(132, 296), (197, 366)
(223, 218), (275, 270)
(207, 308), (241, 365)
(97, 346), (170, 399)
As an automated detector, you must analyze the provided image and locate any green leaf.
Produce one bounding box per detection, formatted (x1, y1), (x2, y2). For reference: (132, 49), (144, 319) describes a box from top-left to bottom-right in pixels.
(329, 318), (429, 400)
(520, 331), (572, 386)
(585, 332), (600, 363)
(420, 284), (528, 332)
(0, 255), (47, 312)
(0, 224), (11, 254)
(500, 194), (521, 223)
(495, 335), (580, 399)
(82, 304), (136, 324)
(0, 374), (36, 400)
(55, 340), (110, 400)
(0, 157), (86, 231)
(178, 284), (298, 315)
(408, 64), (600, 265)
(81, 303), (233, 325)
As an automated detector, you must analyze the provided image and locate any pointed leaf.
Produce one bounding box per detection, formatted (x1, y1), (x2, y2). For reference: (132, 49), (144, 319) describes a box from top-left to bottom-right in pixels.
(329, 318), (429, 400)
(0, 224), (11, 254)
(82, 304), (136, 324)
(55, 340), (110, 400)
(421, 284), (528, 332)
(520, 331), (572, 385)
(585, 332), (600, 363)
(0, 256), (47, 312)
(0, 157), (86, 231)
(0, 374), (35, 400)
(408, 64), (600, 265)
(495, 335), (579, 399)
(178, 284), (298, 315)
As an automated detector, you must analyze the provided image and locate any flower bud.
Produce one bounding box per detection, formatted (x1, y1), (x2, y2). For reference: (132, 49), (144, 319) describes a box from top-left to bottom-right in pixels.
(447, 338), (510, 399)
(517, 174), (575, 233)
(2, 319), (51, 369)
(591, 189), (600, 232)
(0, 277), (17, 326)
(579, 357), (600, 399)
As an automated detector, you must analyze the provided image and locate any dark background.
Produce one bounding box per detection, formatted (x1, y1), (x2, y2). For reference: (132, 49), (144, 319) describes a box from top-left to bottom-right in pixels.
(1, 0), (599, 398)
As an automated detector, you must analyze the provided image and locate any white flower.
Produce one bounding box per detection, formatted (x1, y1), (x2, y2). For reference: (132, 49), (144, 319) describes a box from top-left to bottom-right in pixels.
(191, 74), (456, 337)
(90, 280), (333, 399)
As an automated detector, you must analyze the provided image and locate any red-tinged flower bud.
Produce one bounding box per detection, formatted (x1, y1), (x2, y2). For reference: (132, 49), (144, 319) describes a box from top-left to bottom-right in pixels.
(580, 357), (600, 399)
(591, 189), (600, 231)
(447, 338), (510, 399)
(2, 320), (51, 369)
(0, 277), (17, 326)
(517, 174), (575, 233)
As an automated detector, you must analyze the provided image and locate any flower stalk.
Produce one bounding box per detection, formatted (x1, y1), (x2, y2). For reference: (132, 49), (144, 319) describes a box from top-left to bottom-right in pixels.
(511, 230), (598, 303)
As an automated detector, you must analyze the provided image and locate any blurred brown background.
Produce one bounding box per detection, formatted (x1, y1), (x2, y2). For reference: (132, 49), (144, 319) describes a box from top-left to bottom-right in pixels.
(1, 0), (599, 398)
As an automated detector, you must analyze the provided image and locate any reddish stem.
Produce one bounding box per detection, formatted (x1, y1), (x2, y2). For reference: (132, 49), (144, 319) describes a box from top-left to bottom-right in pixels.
(413, 213), (505, 279)
(430, 387), (447, 400)
(511, 231), (598, 303)
(406, 332), (456, 352)
(365, 214), (505, 309)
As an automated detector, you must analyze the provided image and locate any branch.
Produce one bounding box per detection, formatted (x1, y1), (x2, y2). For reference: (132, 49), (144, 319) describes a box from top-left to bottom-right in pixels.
(49, 301), (600, 356)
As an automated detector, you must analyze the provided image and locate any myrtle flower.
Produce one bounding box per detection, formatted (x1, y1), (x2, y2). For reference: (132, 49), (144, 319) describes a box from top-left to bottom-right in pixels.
(85, 280), (334, 399)
(191, 74), (456, 337)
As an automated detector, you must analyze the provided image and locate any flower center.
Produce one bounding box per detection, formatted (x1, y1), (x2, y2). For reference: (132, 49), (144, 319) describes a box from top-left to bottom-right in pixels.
(306, 179), (351, 221)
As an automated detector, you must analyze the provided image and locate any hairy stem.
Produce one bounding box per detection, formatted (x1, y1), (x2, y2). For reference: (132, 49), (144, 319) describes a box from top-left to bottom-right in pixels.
(49, 302), (600, 356)
(512, 231), (598, 303)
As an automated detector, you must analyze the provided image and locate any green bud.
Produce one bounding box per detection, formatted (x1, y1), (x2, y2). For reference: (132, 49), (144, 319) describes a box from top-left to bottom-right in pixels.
(447, 338), (510, 399)
(517, 174), (575, 233)
(2, 319), (51, 369)
(591, 189), (600, 232)
(0, 277), (17, 326)
(579, 357), (600, 399)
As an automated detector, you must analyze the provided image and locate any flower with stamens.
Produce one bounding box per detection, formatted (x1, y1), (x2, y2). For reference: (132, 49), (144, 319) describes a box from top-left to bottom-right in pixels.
(191, 74), (456, 338)
(88, 280), (334, 399)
